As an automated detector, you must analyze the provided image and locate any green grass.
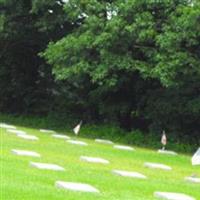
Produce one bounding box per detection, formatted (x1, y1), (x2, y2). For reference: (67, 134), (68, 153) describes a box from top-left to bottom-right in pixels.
(0, 113), (197, 153)
(1, 123), (200, 200)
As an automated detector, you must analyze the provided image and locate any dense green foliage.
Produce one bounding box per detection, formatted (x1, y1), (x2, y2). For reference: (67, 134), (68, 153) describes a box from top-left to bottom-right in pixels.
(0, 0), (199, 146)
(0, 0), (72, 114)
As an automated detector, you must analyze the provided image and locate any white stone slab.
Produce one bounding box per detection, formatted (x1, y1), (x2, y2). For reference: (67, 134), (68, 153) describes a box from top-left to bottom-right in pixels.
(154, 192), (196, 200)
(185, 176), (200, 183)
(39, 129), (55, 133)
(55, 181), (99, 193)
(11, 149), (40, 157)
(80, 156), (109, 164)
(144, 162), (172, 170)
(158, 150), (177, 156)
(192, 148), (200, 166)
(67, 140), (88, 146)
(0, 123), (16, 129)
(30, 162), (65, 171)
(112, 170), (147, 179)
(7, 129), (26, 135)
(52, 134), (70, 140)
(17, 134), (39, 141)
(113, 145), (134, 151)
(95, 139), (113, 145)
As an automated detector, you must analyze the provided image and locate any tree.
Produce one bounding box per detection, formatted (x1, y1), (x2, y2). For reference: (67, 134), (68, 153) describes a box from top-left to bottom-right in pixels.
(145, 1), (200, 140)
(0, 0), (72, 114)
(153, 1), (200, 86)
(43, 0), (195, 130)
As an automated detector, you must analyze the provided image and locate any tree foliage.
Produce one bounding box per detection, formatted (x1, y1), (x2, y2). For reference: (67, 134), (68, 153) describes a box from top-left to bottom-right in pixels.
(42, 0), (200, 136)
(44, 0), (198, 86)
(0, 0), (199, 143)
(0, 0), (72, 114)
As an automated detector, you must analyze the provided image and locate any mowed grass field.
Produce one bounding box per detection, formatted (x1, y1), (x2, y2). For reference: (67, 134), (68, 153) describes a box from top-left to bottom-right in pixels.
(1, 124), (200, 200)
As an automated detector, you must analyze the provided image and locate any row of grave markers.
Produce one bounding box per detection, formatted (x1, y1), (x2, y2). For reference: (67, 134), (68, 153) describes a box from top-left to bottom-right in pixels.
(3, 122), (199, 163)
(2, 122), (200, 169)
(1, 122), (200, 200)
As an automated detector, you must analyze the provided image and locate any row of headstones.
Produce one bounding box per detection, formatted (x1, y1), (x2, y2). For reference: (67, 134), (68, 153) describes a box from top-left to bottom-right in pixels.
(3, 125), (177, 153)
(10, 149), (199, 200)
(4, 124), (200, 163)
(1, 123), (200, 200)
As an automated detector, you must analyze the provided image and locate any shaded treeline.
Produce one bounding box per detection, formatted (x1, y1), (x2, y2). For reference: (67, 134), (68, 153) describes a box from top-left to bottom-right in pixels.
(0, 0), (199, 144)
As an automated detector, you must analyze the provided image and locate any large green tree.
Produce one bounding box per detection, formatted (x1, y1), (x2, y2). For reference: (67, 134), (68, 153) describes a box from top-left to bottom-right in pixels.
(145, 1), (200, 140)
(43, 1), (191, 124)
(44, 0), (195, 85)
(43, 0), (200, 141)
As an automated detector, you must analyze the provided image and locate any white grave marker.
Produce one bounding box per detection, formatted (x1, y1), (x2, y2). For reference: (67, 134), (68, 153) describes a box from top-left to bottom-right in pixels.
(185, 176), (200, 184)
(55, 181), (99, 193)
(0, 123), (16, 129)
(30, 162), (65, 171)
(17, 134), (38, 141)
(11, 149), (40, 157)
(154, 192), (196, 200)
(80, 156), (109, 164)
(113, 145), (134, 151)
(7, 129), (26, 135)
(192, 148), (200, 166)
(144, 162), (172, 171)
(67, 140), (88, 146)
(52, 134), (70, 140)
(95, 139), (113, 145)
(39, 129), (55, 133)
(158, 150), (177, 156)
(112, 170), (147, 179)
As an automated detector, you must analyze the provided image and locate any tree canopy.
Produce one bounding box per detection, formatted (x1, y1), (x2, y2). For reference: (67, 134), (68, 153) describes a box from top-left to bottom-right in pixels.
(0, 0), (199, 144)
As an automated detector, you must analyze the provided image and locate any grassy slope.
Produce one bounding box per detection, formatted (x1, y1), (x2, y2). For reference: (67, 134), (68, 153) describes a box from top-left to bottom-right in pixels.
(1, 124), (200, 200)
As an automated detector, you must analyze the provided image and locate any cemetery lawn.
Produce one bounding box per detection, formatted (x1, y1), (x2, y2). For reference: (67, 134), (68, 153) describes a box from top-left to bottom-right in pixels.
(1, 125), (200, 200)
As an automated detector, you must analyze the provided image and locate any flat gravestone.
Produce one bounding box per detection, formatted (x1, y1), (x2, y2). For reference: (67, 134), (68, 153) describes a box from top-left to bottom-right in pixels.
(154, 192), (196, 200)
(144, 162), (172, 171)
(192, 148), (200, 166)
(52, 134), (70, 140)
(80, 156), (109, 164)
(95, 139), (113, 145)
(113, 145), (134, 151)
(185, 176), (200, 184)
(158, 150), (177, 156)
(30, 162), (65, 171)
(112, 170), (147, 179)
(11, 149), (40, 157)
(56, 181), (99, 193)
(0, 123), (16, 129)
(39, 129), (55, 133)
(17, 134), (39, 141)
(7, 129), (26, 135)
(67, 140), (88, 146)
